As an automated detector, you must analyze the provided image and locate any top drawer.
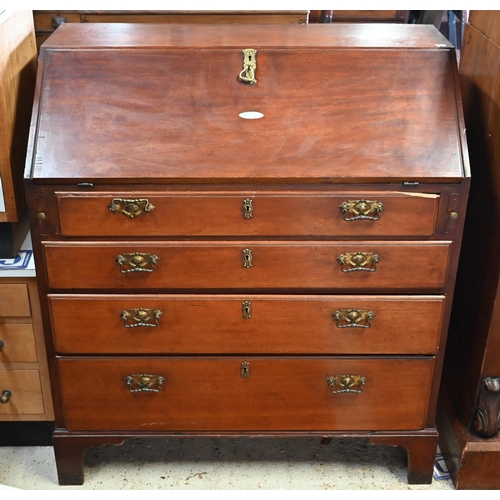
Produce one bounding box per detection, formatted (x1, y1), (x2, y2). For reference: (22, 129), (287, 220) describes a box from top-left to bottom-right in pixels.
(56, 191), (439, 237)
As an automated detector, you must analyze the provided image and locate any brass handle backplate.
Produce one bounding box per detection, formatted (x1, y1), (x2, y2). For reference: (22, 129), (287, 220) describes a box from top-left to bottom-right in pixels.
(337, 252), (379, 273)
(116, 253), (159, 273)
(124, 374), (166, 393)
(121, 308), (163, 328)
(0, 390), (12, 404)
(238, 49), (257, 84)
(333, 309), (374, 328)
(109, 198), (155, 219)
(339, 200), (384, 221)
(327, 375), (366, 394)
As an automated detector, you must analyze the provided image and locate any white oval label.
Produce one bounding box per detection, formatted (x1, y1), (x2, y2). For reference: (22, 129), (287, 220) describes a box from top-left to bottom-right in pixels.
(239, 111), (264, 120)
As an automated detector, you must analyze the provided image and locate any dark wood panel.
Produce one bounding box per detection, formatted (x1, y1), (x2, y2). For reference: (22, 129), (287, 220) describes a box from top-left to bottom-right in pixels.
(43, 241), (452, 291)
(48, 294), (444, 355)
(57, 357), (434, 431)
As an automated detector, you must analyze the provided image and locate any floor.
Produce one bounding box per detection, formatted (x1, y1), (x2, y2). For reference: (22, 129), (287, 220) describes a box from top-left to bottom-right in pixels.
(0, 437), (455, 491)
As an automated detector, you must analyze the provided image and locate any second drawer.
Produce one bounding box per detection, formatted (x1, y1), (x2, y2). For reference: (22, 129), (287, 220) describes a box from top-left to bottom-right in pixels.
(49, 294), (444, 355)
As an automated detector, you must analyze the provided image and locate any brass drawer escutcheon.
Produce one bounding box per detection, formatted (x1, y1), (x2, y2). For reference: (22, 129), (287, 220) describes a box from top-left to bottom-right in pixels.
(243, 198), (254, 219)
(124, 374), (166, 393)
(0, 390), (12, 404)
(116, 252), (159, 273)
(242, 301), (252, 319)
(242, 249), (253, 268)
(238, 49), (257, 84)
(337, 252), (380, 272)
(333, 309), (374, 328)
(121, 308), (163, 328)
(109, 198), (155, 219)
(339, 200), (384, 221)
(241, 361), (251, 378)
(327, 375), (366, 394)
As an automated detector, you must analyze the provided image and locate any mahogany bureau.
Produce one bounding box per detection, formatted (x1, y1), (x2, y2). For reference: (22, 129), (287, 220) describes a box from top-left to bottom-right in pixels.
(24, 23), (470, 485)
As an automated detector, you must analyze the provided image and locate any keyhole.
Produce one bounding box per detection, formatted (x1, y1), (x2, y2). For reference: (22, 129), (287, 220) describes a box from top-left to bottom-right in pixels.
(241, 362), (250, 378)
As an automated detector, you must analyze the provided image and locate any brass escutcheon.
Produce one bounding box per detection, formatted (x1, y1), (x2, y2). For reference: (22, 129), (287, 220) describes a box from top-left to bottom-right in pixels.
(242, 249), (253, 268)
(333, 309), (375, 328)
(124, 374), (166, 393)
(243, 199), (254, 219)
(337, 252), (380, 273)
(242, 301), (252, 319)
(339, 199), (384, 221)
(115, 252), (159, 273)
(327, 375), (366, 394)
(109, 198), (155, 219)
(121, 308), (163, 328)
(241, 362), (251, 378)
(238, 49), (257, 84)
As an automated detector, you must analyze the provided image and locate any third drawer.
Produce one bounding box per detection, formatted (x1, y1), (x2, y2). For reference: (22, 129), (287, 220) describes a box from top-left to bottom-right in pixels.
(48, 294), (444, 355)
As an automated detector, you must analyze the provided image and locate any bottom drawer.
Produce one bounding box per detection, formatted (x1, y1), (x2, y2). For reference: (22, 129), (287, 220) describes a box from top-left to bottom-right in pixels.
(0, 370), (45, 416)
(58, 357), (434, 432)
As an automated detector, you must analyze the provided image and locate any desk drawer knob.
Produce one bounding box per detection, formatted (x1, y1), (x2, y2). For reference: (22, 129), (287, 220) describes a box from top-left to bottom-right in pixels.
(124, 374), (166, 393)
(0, 390), (12, 404)
(339, 200), (384, 221)
(336, 252), (379, 272)
(333, 309), (374, 328)
(116, 253), (159, 273)
(121, 308), (163, 328)
(327, 375), (366, 394)
(109, 198), (155, 219)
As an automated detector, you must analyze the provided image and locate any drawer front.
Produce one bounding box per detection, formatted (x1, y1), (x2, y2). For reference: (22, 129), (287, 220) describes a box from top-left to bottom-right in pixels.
(0, 284), (31, 317)
(49, 295), (444, 355)
(0, 370), (45, 416)
(57, 357), (434, 431)
(56, 191), (439, 237)
(43, 241), (451, 291)
(0, 324), (37, 362)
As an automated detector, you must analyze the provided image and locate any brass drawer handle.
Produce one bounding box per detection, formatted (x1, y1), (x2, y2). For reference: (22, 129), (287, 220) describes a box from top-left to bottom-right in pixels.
(109, 198), (155, 219)
(327, 375), (366, 394)
(121, 308), (163, 328)
(238, 49), (257, 84)
(242, 249), (253, 268)
(124, 374), (166, 393)
(0, 390), (12, 404)
(243, 198), (254, 219)
(337, 252), (379, 273)
(333, 309), (374, 328)
(339, 200), (384, 221)
(116, 252), (159, 273)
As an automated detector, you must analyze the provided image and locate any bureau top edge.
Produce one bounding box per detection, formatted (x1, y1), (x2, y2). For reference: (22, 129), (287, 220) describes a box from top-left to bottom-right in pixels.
(39, 23), (453, 52)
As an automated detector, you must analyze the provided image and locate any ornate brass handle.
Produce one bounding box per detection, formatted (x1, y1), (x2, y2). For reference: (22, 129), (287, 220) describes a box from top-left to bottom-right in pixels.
(116, 253), (159, 273)
(0, 390), (12, 404)
(109, 198), (155, 219)
(242, 249), (253, 268)
(124, 374), (166, 393)
(337, 252), (379, 273)
(121, 308), (163, 328)
(333, 309), (374, 328)
(238, 49), (257, 84)
(327, 375), (366, 394)
(339, 200), (384, 221)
